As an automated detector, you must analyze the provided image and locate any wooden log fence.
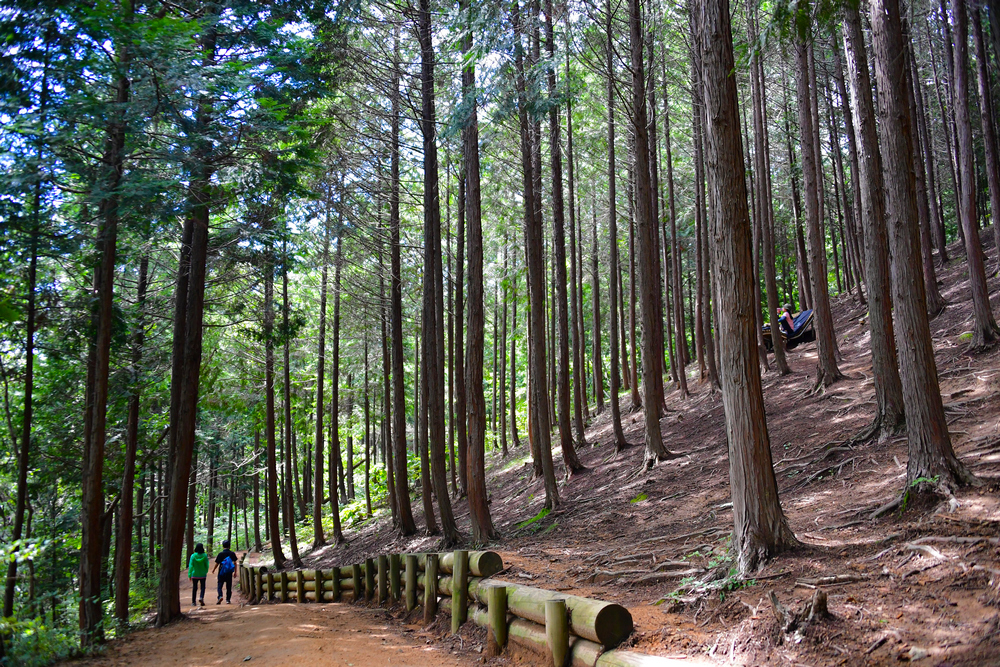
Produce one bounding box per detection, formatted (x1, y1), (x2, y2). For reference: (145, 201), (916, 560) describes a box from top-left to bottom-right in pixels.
(237, 550), (680, 666)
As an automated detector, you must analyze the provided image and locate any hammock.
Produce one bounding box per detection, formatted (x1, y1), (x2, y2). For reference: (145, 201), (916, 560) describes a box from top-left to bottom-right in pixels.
(763, 309), (815, 352)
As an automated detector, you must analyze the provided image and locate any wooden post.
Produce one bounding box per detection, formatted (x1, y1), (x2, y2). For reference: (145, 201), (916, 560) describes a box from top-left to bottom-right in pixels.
(451, 550), (469, 634)
(331, 568), (341, 602)
(314, 569), (325, 603)
(352, 564), (362, 603)
(365, 557), (375, 601)
(405, 554), (417, 611)
(423, 553), (439, 624)
(266, 572), (274, 602)
(256, 567), (265, 603)
(390, 554), (402, 602)
(487, 584), (508, 652)
(377, 555), (388, 604)
(280, 571), (289, 603)
(296, 570), (306, 603)
(545, 599), (569, 667)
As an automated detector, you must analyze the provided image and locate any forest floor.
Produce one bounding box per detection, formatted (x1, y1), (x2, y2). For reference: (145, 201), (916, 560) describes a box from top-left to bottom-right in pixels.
(305, 237), (1000, 666)
(69, 238), (1000, 667)
(67, 553), (483, 667)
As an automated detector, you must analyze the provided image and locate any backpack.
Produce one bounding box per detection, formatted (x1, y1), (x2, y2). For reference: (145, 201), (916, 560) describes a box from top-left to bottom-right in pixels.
(219, 556), (235, 576)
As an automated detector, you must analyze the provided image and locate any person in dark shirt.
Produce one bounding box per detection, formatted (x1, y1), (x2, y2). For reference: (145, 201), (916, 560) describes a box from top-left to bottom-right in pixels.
(212, 540), (238, 604)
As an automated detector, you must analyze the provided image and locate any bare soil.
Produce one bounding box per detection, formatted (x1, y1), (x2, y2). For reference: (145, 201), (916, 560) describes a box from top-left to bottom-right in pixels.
(77, 239), (1000, 667)
(69, 556), (484, 667)
(312, 239), (1000, 666)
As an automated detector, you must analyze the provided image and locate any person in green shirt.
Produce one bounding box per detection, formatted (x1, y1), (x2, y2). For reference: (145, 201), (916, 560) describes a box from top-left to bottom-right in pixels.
(188, 543), (210, 606)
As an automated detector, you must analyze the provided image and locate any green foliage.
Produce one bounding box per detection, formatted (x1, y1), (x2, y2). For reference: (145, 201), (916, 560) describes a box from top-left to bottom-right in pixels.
(1, 616), (81, 667)
(516, 508), (551, 530)
(629, 492), (648, 504)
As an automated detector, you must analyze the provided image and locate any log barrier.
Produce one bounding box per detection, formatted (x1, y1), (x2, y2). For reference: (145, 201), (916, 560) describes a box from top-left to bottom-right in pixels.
(238, 550), (686, 666)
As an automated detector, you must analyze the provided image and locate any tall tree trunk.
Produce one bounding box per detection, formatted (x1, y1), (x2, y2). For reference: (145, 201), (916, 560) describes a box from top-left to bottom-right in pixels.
(364, 335), (372, 516)
(591, 203), (603, 413)
(156, 15), (217, 625)
(510, 271), (522, 448)
(455, 174), (468, 497)
(698, 0), (798, 574)
(547, 0), (584, 472)
(871, 0), (979, 494)
(628, 149), (642, 408)
(827, 50), (868, 305)
(3, 160), (41, 623)
(115, 254), (148, 622)
(925, 18), (956, 262)
(81, 13), (132, 636)
(794, 17), (842, 389)
(631, 0), (676, 467)
(842, 2), (907, 441)
(264, 262), (287, 567)
(282, 237), (303, 567)
(606, 0), (628, 452)
(500, 241), (510, 458)
(972, 7), (1000, 261)
(389, 29), (416, 535)
(911, 41), (948, 267)
(565, 32), (588, 444)
(513, 0), (559, 509)
(903, 30), (946, 317)
(663, 56), (692, 392)
(253, 432), (262, 551)
(418, 0), (459, 542)
(313, 194), (331, 546)
(462, 0), (496, 541)
(951, 0), (1000, 349)
(750, 8), (791, 376)
(329, 226), (345, 542)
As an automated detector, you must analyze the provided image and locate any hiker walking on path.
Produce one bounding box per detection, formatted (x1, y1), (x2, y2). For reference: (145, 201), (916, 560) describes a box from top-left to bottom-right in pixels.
(188, 543), (209, 607)
(212, 540), (238, 605)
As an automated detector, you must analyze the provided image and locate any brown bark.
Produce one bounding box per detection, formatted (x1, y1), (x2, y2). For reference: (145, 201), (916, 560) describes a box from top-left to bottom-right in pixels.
(871, 0), (978, 492)
(313, 196), (330, 546)
(546, 0), (584, 472)
(417, 0), (459, 543)
(282, 236), (303, 568)
(925, 18), (956, 262)
(114, 254), (148, 622)
(329, 225), (345, 542)
(390, 24), (416, 535)
(591, 203), (603, 414)
(972, 7), (1000, 265)
(462, 0), (496, 542)
(749, 9), (791, 376)
(510, 271), (522, 448)
(606, 0), (628, 453)
(951, 0), (1000, 349)
(456, 174), (468, 497)
(513, 0), (559, 508)
(903, 31), (946, 317)
(264, 260), (287, 568)
(82, 18), (132, 635)
(794, 18), (842, 389)
(565, 32), (588, 444)
(631, 0), (675, 467)
(842, 3), (907, 441)
(156, 14), (216, 625)
(698, 0), (797, 574)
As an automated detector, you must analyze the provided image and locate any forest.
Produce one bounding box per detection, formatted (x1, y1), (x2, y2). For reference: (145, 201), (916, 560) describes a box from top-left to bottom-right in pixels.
(1, 0), (999, 663)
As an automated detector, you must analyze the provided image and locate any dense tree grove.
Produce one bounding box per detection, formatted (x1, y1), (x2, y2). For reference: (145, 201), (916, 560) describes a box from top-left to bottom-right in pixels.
(1, 0), (997, 660)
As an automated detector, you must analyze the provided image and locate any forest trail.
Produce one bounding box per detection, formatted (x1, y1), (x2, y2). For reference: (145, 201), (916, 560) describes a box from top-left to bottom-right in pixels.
(69, 555), (482, 667)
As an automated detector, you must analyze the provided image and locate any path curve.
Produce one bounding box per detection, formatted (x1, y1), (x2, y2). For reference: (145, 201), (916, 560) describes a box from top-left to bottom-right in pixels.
(71, 553), (482, 667)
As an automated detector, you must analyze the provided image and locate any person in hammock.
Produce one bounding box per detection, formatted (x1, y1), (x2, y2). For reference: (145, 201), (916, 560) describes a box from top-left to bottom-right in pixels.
(779, 304), (795, 335)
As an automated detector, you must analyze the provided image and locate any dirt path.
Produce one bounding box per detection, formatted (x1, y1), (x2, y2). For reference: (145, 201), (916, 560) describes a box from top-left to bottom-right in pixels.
(72, 555), (482, 667)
